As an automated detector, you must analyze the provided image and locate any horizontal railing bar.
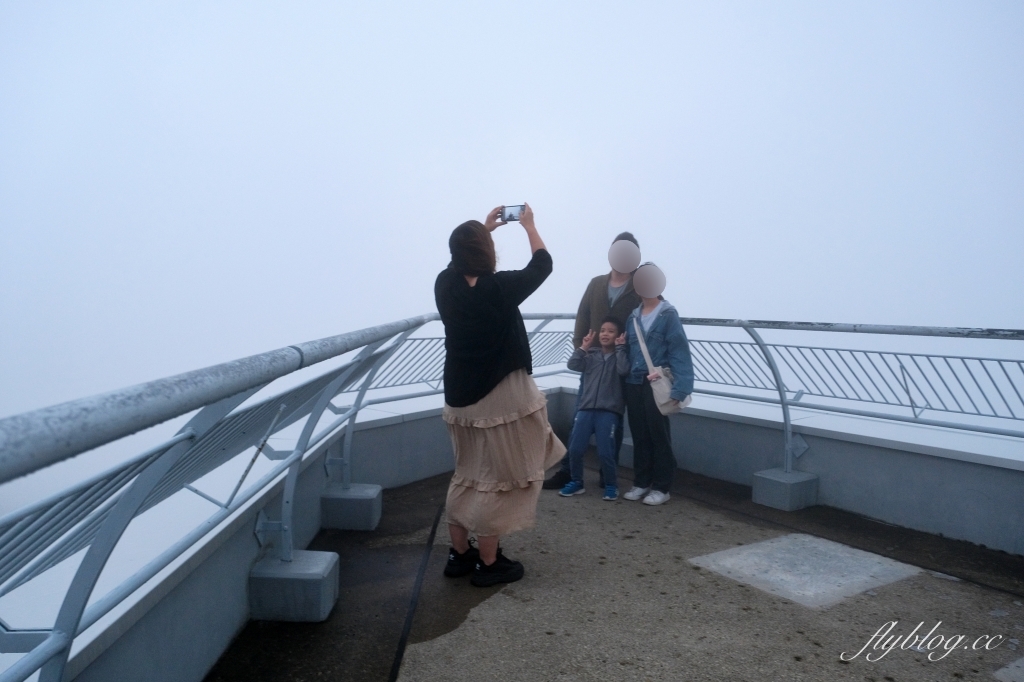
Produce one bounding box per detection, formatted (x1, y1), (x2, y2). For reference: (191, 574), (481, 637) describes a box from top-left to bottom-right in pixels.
(183, 485), (227, 509)
(690, 388), (1024, 439)
(524, 368), (1024, 438)
(533, 368), (580, 378)
(520, 313), (576, 320)
(0, 631), (69, 682)
(681, 318), (1024, 340)
(0, 314), (439, 486)
(517, 313), (1024, 339)
(762, 343), (1022, 365)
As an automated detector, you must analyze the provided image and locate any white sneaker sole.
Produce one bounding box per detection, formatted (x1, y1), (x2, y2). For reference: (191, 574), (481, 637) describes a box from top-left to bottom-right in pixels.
(642, 494), (670, 506)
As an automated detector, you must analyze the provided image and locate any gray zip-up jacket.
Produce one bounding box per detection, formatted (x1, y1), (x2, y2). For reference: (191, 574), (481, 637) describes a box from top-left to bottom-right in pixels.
(567, 345), (631, 415)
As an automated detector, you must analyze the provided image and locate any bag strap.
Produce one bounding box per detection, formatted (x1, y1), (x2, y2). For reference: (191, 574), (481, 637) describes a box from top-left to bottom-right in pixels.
(633, 317), (657, 375)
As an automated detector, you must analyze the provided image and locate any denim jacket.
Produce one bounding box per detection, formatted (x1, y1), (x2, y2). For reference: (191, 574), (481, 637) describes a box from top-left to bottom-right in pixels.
(625, 301), (694, 401)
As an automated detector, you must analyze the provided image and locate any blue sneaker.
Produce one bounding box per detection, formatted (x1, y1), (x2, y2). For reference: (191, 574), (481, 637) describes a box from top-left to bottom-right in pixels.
(559, 480), (585, 497)
(602, 485), (619, 501)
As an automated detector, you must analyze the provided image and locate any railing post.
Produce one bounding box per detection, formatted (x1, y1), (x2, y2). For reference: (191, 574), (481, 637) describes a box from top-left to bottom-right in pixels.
(275, 326), (420, 560)
(742, 324), (795, 473)
(274, 339), (389, 561)
(34, 387), (260, 682)
(339, 328), (417, 490)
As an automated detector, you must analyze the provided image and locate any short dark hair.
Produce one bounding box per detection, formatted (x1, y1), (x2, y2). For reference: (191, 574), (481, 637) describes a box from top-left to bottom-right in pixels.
(600, 315), (624, 335)
(613, 232), (639, 248)
(449, 220), (496, 276)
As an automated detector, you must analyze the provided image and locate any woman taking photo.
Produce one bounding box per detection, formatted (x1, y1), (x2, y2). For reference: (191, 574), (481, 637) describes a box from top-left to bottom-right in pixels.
(434, 203), (566, 587)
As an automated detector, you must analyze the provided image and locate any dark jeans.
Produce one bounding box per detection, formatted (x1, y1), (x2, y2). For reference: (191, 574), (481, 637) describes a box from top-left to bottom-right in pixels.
(625, 380), (674, 493)
(567, 409), (621, 488)
(558, 375), (624, 476)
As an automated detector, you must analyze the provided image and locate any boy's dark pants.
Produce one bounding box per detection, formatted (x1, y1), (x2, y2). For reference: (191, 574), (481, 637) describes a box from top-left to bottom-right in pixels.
(625, 380), (674, 493)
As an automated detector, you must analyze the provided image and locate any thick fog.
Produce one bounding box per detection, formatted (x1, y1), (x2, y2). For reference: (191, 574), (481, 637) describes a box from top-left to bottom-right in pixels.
(2, 2), (1022, 418)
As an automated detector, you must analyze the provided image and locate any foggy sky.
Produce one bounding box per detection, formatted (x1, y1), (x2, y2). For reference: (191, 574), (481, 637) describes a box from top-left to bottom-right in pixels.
(2, 1), (1022, 419)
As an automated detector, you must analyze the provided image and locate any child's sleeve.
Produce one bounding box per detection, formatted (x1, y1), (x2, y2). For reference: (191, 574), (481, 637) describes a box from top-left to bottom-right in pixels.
(567, 347), (587, 373)
(615, 345), (630, 376)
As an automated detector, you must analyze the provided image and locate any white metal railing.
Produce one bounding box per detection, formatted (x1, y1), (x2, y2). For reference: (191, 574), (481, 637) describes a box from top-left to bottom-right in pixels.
(0, 312), (1021, 681)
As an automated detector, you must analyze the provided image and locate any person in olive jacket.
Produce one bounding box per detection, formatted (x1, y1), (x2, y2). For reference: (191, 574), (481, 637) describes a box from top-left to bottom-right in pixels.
(544, 232), (642, 490)
(572, 233), (643, 348)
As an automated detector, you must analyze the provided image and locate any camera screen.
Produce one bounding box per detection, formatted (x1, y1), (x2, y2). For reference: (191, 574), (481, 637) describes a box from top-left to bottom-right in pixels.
(502, 205), (523, 221)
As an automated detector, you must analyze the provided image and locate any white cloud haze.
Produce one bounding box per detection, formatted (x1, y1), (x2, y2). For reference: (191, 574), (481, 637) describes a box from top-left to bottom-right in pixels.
(2, 1), (1022, 418)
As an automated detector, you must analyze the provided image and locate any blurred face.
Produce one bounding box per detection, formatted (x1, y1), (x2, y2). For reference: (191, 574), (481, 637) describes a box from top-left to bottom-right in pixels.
(608, 240), (641, 273)
(599, 322), (620, 348)
(633, 263), (666, 298)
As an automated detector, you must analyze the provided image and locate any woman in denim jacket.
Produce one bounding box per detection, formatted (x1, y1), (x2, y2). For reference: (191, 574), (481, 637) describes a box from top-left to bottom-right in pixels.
(622, 263), (693, 506)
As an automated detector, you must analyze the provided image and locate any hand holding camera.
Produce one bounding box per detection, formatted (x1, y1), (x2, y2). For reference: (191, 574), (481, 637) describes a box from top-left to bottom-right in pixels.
(518, 203), (535, 231)
(486, 202), (544, 254)
(484, 206), (507, 232)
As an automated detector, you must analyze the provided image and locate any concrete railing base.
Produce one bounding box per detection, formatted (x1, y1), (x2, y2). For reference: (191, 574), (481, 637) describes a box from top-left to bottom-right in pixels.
(321, 483), (383, 530)
(752, 468), (819, 511)
(249, 550), (339, 622)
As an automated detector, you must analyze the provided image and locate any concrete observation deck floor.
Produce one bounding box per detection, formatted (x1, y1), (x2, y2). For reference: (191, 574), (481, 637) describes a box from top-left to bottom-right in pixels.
(205, 458), (1024, 682)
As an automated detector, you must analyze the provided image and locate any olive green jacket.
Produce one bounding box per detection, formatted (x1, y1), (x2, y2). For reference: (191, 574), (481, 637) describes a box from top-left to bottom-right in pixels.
(573, 273), (641, 347)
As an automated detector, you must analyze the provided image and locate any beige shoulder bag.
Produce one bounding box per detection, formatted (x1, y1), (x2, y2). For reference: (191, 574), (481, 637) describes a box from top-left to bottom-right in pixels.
(633, 317), (692, 416)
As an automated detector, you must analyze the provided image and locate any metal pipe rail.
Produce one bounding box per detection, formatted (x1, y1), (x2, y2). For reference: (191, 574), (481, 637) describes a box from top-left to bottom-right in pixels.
(0, 312), (1021, 682)
(0, 314), (441, 487)
(680, 318), (1024, 340)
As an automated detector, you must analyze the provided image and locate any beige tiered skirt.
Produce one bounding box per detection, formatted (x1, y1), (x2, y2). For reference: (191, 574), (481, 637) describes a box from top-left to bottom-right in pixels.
(443, 369), (566, 536)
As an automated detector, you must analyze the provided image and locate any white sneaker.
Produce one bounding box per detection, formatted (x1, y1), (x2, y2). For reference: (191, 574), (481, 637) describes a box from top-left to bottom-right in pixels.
(642, 491), (671, 506)
(623, 486), (651, 501)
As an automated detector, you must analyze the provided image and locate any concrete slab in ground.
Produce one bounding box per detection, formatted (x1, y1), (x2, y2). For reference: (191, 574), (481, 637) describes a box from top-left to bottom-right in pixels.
(995, 656), (1024, 682)
(688, 533), (921, 608)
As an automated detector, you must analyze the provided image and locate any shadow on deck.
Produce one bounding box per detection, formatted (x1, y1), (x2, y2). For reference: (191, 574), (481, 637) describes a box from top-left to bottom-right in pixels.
(205, 456), (1024, 682)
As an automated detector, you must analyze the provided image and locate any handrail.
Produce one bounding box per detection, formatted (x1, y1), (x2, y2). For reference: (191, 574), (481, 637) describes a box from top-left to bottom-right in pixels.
(4, 312), (1018, 486)
(679, 318), (1024, 340)
(0, 314), (439, 486)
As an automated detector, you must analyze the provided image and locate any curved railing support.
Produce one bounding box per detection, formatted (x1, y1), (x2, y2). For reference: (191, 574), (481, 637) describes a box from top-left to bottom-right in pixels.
(270, 341), (385, 561)
(34, 387), (260, 682)
(338, 329), (418, 490)
(275, 326), (421, 561)
(742, 324), (796, 473)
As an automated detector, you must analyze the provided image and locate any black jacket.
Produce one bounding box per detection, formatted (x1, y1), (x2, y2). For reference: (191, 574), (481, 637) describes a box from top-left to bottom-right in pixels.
(435, 249), (553, 407)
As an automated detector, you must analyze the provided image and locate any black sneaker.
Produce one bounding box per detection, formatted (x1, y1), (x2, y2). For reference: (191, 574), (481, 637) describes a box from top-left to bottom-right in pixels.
(542, 469), (571, 490)
(444, 542), (480, 578)
(470, 548), (524, 587)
